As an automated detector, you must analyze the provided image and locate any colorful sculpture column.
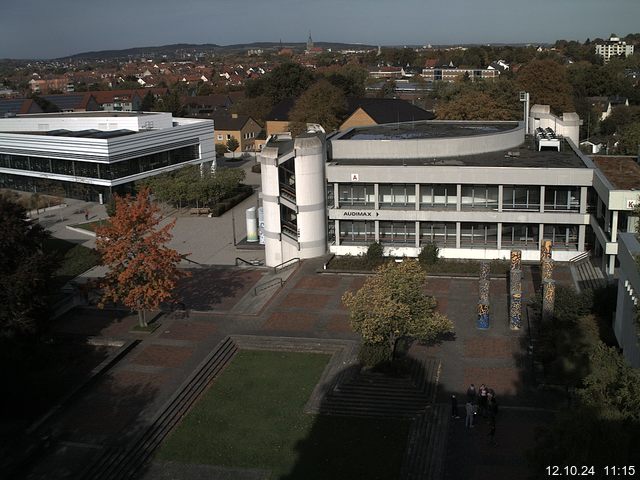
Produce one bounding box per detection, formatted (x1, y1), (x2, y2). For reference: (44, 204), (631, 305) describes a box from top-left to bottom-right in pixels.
(477, 262), (490, 329)
(510, 250), (523, 330)
(542, 279), (556, 322)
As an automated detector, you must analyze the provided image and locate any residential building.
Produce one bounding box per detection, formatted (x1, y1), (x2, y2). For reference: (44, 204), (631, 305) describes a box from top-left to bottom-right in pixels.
(595, 35), (634, 63)
(586, 96), (630, 121)
(0, 111), (214, 202)
(211, 113), (262, 152)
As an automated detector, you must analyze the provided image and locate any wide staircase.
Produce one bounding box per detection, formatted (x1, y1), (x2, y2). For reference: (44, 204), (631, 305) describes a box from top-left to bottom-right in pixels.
(570, 252), (607, 292)
(318, 357), (440, 419)
(78, 337), (238, 480)
(400, 403), (449, 480)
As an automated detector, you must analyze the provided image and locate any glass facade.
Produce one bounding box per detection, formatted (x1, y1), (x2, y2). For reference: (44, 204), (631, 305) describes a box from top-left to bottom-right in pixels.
(420, 222), (456, 246)
(378, 184), (415, 209)
(544, 224), (578, 250)
(338, 183), (375, 208)
(502, 186), (541, 211)
(379, 221), (415, 245)
(339, 220), (375, 245)
(460, 223), (498, 247)
(420, 184), (456, 209)
(502, 224), (539, 248)
(544, 187), (580, 211)
(460, 185), (498, 210)
(0, 145), (199, 181)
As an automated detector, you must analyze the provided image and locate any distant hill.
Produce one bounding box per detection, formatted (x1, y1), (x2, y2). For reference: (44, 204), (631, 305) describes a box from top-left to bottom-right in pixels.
(61, 42), (378, 60)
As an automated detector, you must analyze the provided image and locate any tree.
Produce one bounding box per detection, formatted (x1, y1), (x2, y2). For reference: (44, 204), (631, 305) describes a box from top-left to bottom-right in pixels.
(617, 122), (640, 155)
(0, 197), (56, 339)
(342, 260), (454, 359)
(437, 90), (517, 120)
(139, 91), (156, 111)
(226, 136), (239, 153)
(516, 59), (575, 114)
(377, 79), (396, 99)
(247, 62), (315, 104)
(95, 187), (187, 327)
(289, 79), (347, 135)
(215, 143), (228, 157)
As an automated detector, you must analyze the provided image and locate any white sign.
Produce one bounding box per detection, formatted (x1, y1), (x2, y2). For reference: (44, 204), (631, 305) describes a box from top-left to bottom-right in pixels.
(351, 173), (359, 181)
(627, 199), (636, 209)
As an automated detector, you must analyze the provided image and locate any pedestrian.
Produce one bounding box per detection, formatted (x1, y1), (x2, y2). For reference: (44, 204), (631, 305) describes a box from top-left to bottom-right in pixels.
(479, 384), (488, 416)
(84, 208), (89, 221)
(488, 396), (499, 421)
(465, 401), (474, 428)
(467, 383), (477, 404)
(451, 394), (459, 419)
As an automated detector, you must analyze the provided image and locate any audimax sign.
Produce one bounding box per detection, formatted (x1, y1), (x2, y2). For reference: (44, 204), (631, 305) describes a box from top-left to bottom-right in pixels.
(342, 211), (379, 217)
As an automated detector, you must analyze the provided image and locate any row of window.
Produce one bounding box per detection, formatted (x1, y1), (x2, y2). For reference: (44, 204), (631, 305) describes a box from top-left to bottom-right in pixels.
(331, 184), (581, 211)
(0, 146), (199, 181)
(337, 221), (579, 250)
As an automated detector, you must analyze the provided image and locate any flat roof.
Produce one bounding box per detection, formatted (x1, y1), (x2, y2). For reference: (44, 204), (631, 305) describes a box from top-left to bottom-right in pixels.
(15, 111), (157, 118)
(2, 129), (138, 139)
(337, 121), (518, 141)
(593, 156), (640, 190)
(330, 137), (587, 169)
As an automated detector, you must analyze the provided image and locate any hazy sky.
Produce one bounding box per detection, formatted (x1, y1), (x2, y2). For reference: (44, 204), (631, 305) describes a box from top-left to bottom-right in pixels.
(1, 0), (639, 59)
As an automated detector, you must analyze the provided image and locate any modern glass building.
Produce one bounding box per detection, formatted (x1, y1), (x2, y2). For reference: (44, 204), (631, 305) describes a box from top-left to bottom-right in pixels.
(0, 112), (215, 202)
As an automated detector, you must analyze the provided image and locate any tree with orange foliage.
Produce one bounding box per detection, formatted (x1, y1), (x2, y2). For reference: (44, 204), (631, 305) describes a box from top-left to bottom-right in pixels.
(95, 187), (187, 327)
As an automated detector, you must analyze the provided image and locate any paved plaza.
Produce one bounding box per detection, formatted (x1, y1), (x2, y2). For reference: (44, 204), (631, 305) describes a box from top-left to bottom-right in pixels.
(23, 255), (573, 479)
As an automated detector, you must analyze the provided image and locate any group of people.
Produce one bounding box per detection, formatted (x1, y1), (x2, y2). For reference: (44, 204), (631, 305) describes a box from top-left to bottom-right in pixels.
(450, 383), (499, 445)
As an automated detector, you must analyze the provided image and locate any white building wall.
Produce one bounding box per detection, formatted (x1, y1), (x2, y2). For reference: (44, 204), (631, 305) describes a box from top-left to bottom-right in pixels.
(259, 145), (284, 267)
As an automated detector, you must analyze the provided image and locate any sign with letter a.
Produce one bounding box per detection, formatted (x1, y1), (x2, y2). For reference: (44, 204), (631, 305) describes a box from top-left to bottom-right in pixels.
(351, 173), (359, 181)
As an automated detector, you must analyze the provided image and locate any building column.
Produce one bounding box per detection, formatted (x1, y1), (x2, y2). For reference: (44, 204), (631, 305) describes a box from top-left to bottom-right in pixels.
(608, 255), (615, 276)
(540, 186), (545, 213)
(611, 210), (619, 243)
(334, 183), (340, 209)
(456, 184), (462, 212)
(375, 220), (380, 242)
(580, 186), (588, 214)
(456, 222), (461, 249)
(415, 183), (420, 211)
(498, 185), (503, 213)
(578, 224), (586, 252)
(539, 223), (545, 252)
(497, 222), (502, 250)
(415, 221), (420, 248)
(335, 220), (340, 246)
(374, 183), (379, 210)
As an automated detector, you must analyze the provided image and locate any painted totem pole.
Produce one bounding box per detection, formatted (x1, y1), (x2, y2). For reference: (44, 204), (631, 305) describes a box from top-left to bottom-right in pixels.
(477, 261), (490, 329)
(510, 250), (522, 330)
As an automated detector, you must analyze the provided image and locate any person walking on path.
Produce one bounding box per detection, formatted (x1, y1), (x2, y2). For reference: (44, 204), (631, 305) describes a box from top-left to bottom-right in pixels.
(479, 384), (488, 416)
(467, 384), (477, 404)
(84, 208), (89, 221)
(451, 394), (460, 419)
(465, 401), (475, 428)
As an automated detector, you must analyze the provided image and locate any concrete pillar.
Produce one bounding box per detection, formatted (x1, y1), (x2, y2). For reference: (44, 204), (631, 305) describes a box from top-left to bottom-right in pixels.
(375, 220), (380, 242)
(578, 224), (586, 251)
(609, 255), (616, 276)
(415, 183), (420, 211)
(334, 183), (340, 209)
(612, 210), (619, 243)
(335, 220), (340, 246)
(540, 185), (545, 213)
(456, 184), (462, 212)
(374, 183), (379, 210)
(580, 186), (587, 214)
(498, 185), (503, 213)
(497, 222), (502, 250)
(415, 221), (420, 248)
(538, 224), (544, 252)
(456, 222), (461, 249)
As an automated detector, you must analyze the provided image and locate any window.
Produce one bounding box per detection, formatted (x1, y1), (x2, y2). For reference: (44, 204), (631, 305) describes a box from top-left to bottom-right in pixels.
(226, 134), (231, 140)
(378, 184), (415, 208)
(544, 187), (580, 211)
(217, 134), (223, 140)
(379, 221), (415, 245)
(461, 185), (498, 210)
(339, 220), (375, 245)
(326, 183), (335, 208)
(543, 225), (578, 250)
(502, 186), (540, 210)
(338, 183), (375, 208)
(502, 224), (539, 248)
(420, 184), (456, 209)
(420, 222), (456, 246)
(460, 223), (498, 247)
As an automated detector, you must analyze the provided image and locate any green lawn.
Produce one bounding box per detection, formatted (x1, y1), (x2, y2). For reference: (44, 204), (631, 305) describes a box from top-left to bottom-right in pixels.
(158, 350), (410, 480)
(44, 237), (100, 287)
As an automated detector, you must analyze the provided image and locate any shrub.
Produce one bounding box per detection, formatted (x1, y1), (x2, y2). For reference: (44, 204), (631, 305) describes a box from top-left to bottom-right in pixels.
(366, 241), (384, 261)
(358, 343), (391, 368)
(418, 242), (439, 266)
(215, 143), (227, 157)
(251, 163), (261, 174)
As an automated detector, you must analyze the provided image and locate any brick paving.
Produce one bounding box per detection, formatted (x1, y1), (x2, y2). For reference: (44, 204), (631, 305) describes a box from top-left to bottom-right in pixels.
(28, 260), (576, 479)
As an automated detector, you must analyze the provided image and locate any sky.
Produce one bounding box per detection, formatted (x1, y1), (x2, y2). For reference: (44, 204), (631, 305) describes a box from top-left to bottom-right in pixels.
(1, 0), (639, 59)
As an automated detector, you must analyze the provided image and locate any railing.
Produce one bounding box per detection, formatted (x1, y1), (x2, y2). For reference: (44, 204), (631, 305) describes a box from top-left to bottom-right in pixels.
(235, 257), (263, 267)
(254, 278), (284, 296)
(273, 257), (300, 274)
(569, 251), (590, 264)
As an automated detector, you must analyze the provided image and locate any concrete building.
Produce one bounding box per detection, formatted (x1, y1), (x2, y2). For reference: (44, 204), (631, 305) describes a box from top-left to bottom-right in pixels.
(0, 111), (214, 202)
(614, 232), (640, 367)
(421, 66), (499, 82)
(595, 35), (634, 63)
(258, 105), (640, 278)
